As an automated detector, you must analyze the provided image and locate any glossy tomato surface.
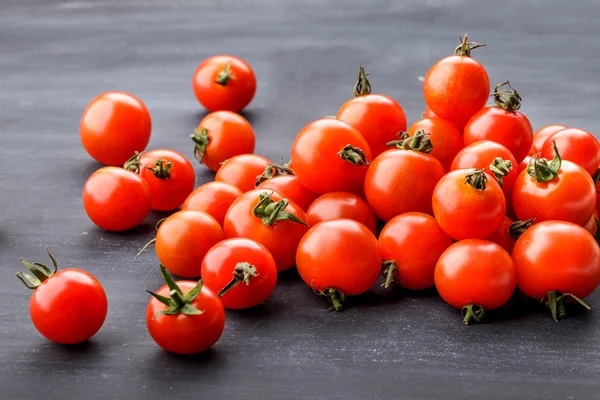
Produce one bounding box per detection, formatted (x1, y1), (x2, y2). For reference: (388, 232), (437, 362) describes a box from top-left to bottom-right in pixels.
(215, 154), (272, 193)
(181, 181), (242, 226)
(409, 117), (464, 171)
(256, 175), (317, 211)
(541, 128), (600, 176)
(306, 192), (377, 234)
(529, 124), (567, 155)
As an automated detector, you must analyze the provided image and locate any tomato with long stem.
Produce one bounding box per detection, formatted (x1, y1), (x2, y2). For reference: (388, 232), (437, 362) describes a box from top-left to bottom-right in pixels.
(215, 154), (272, 193)
(540, 128), (600, 176)
(306, 192), (377, 234)
(181, 181), (242, 226)
(408, 117), (464, 171)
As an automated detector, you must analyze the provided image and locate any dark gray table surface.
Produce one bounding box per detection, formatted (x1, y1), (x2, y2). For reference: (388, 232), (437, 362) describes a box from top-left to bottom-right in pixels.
(1, 1), (599, 399)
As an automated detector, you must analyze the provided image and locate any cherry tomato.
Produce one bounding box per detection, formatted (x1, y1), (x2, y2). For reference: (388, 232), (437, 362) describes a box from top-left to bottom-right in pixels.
(451, 140), (519, 195)
(146, 266), (224, 354)
(215, 154), (272, 193)
(423, 106), (466, 133)
(181, 181), (242, 226)
(80, 92), (152, 166)
(435, 239), (516, 324)
(192, 55), (256, 112)
(201, 238), (277, 309)
(291, 118), (371, 195)
(512, 221), (600, 321)
(132, 150), (195, 211)
(306, 192), (377, 234)
(191, 111), (255, 171)
(423, 35), (489, 128)
(518, 155), (532, 173)
(17, 251), (107, 344)
(83, 166), (151, 231)
(529, 124), (567, 155)
(408, 117), (464, 171)
(486, 216), (534, 254)
(296, 219), (380, 311)
(541, 128), (600, 176)
(223, 189), (309, 272)
(379, 212), (452, 290)
(256, 175), (317, 211)
(155, 211), (224, 277)
(432, 169), (506, 240)
(582, 207), (599, 237)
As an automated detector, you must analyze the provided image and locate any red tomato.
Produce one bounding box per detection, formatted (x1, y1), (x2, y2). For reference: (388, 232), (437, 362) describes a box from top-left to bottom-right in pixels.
(435, 239), (516, 324)
(423, 35), (490, 127)
(146, 266), (224, 354)
(80, 92), (151, 165)
(192, 55), (256, 112)
(463, 82), (533, 163)
(432, 169), (506, 240)
(451, 140), (519, 195)
(487, 216), (534, 254)
(379, 212), (452, 290)
(201, 238), (277, 309)
(256, 175), (317, 211)
(215, 154), (272, 193)
(223, 189), (309, 272)
(296, 219), (380, 310)
(408, 117), (464, 171)
(191, 111), (255, 171)
(291, 119), (371, 195)
(512, 221), (600, 321)
(582, 208), (599, 236)
(518, 155), (532, 173)
(181, 181), (242, 226)
(529, 124), (567, 155)
(17, 251), (107, 344)
(541, 128), (600, 176)
(132, 149), (195, 211)
(155, 211), (224, 277)
(423, 106), (466, 133)
(306, 192), (377, 234)
(83, 166), (151, 231)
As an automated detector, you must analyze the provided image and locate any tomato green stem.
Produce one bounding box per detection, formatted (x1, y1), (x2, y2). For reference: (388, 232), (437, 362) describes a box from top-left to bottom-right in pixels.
(352, 66), (372, 97)
(461, 304), (486, 325)
(215, 60), (234, 86)
(337, 144), (369, 166)
(544, 291), (591, 322)
(147, 159), (172, 180)
(464, 169), (488, 191)
(488, 157), (513, 188)
(147, 265), (205, 319)
(16, 249), (59, 289)
(492, 80), (522, 111)
(123, 152), (142, 174)
(319, 288), (345, 312)
(454, 34), (486, 57)
(135, 238), (156, 261)
(381, 260), (397, 289)
(509, 218), (535, 239)
(217, 262), (259, 297)
(255, 158), (295, 187)
(527, 141), (562, 183)
(252, 192), (308, 227)
(190, 127), (210, 163)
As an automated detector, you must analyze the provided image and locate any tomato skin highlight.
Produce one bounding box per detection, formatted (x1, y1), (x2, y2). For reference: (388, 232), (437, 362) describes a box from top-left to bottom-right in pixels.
(296, 219), (380, 296)
(192, 55), (256, 112)
(146, 282), (224, 354)
(529, 124), (567, 155)
(337, 94), (407, 158)
(181, 181), (242, 226)
(541, 128), (600, 176)
(256, 175), (317, 211)
(379, 212), (452, 290)
(306, 192), (377, 235)
(80, 91), (152, 166)
(408, 117), (464, 171)
(82, 166), (152, 231)
(201, 238), (277, 309)
(215, 154), (272, 193)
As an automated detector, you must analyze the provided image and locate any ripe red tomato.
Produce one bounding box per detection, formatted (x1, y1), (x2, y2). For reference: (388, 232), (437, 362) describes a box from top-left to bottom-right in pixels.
(379, 212), (452, 290)
(423, 106), (466, 133)
(201, 238), (277, 309)
(432, 169), (506, 240)
(451, 140), (519, 195)
(181, 181), (242, 226)
(83, 166), (151, 231)
(256, 175), (317, 211)
(192, 55), (256, 112)
(17, 251), (107, 344)
(306, 192), (377, 234)
(296, 219), (380, 311)
(291, 118), (372, 195)
(155, 211), (224, 277)
(463, 82), (533, 163)
(487, 216), (517, 254)
(191, 111), (255, 171)
(529, 124), (567, 155)
(582, 208), (599, 236)
(518, 155), (532, 173)
(80, 92), (152, 165)
(408, 117), (464, 171)
(435, 239), (516, 324)
(512, 221), (600, 321)
(223, 189), (309, 272)
(541, 128), (600, 176)
(215, 154), (272, 193)
(146, 266), (224, 354)
(423, 35), (490, 128)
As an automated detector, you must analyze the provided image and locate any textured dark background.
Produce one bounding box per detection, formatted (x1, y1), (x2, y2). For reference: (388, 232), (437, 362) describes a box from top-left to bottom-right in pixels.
(1, 1), (599, 399)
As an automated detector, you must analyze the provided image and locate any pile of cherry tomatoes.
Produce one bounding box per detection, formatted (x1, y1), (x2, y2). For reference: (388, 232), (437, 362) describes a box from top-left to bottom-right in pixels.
(17, 35), (600, 355)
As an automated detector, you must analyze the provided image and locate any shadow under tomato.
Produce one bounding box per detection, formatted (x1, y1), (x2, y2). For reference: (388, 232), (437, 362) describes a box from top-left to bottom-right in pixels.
(276, 267), (302, 284)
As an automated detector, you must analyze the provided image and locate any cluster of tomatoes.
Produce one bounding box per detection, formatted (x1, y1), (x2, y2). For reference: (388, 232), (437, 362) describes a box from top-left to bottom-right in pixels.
(17, 36), (600, 355)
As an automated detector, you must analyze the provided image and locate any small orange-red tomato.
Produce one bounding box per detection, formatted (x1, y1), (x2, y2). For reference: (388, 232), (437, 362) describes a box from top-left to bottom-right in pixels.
(518, 155), (532, 173)
(487, 216), (517, 254)
(80, 92), (151, 166)
(408, 117), (464, 171)
(256, 175), (317, 211)
(423, 106), (466, 133)
(181, 181), (242, 226)
(191, 111), (256, 172)
(83, 167), (152, 231)
(541, 128), (600, 176)
(306, 192), (377, 234)
(215, 154), (272, 193)
(192, 55), (256, 112)
(529, 124), (567, 155)
(379, 212), (452, 290)
(582, 207), (599, 236)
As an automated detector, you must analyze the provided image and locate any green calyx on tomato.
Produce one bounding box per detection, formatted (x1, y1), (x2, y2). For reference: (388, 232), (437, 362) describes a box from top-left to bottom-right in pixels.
(352, 66), (372, 97)
(381, 260), (397, 289)
(252, 191), (308, 227)
(315, 288), (345, 312)
(216, 262), (259, 297)
(190, 127), (210, 163)
(489, 157), (513, 188)
(509, 218), (536, 239)
(544, 291), (591, 322)
(134, 219), (165, 260)
(454, 34), (486, 57)
(147, 265), (205, 319)
(461, 304), (486, 325)
(147, 159), (172, 180)
(215, 60), (234, 86)
(123, 151), (142, 174)
(386, 130), (433, 153)
(255, 159), (295, 187)
(492, 80), (522, 111)
(464, 169), (488, 191)
(527, 141), (562, 183)
(16, 249), (59, 289)
(337, 144), (369, 166)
